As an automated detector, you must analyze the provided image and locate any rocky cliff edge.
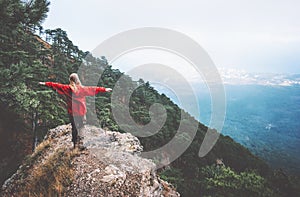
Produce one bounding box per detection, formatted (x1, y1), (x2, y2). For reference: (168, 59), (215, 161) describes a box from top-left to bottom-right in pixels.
(0, 124), (179, 197)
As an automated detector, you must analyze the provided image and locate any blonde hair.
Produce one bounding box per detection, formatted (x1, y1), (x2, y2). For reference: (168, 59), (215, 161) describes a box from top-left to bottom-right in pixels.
(69, 73), (82, 92)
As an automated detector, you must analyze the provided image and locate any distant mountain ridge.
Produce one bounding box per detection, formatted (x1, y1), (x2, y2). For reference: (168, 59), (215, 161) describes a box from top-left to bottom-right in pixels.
(219, 68), (300, 86)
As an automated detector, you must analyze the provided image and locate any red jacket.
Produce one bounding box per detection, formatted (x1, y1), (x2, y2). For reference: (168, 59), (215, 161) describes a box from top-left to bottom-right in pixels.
(45, 82), (107, 116)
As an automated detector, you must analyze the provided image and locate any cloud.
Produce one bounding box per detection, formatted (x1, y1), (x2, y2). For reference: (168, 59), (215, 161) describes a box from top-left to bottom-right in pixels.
(44, 0), (300, 73)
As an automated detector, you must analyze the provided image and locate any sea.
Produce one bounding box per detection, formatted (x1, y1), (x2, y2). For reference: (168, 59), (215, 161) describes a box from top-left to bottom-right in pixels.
(194, 84), (300, 175)
(145, 69), (300, 175)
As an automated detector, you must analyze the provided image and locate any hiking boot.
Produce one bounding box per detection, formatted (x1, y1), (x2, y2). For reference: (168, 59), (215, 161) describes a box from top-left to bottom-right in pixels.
(75, 136), (86, 151)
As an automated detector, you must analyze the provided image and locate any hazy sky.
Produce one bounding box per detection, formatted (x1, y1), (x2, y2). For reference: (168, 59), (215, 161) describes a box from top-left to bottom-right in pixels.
(43, 0), (300, 74)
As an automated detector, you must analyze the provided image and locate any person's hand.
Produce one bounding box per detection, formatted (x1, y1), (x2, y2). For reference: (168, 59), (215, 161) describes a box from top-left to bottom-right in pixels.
(105, 88), (112, 92)
(39, 82), (45, 85)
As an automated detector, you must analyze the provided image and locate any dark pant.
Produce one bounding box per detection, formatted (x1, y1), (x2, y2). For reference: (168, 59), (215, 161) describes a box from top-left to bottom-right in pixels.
(69, 115), (84, 144)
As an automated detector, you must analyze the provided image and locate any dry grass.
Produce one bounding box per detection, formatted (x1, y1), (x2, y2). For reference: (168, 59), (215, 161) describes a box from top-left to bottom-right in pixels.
(18, 148), (80, 197)
(32, 139), (51, 159)
(2, 137), (81, 197)
(11, 138), (52, 186)
(1, 125), (81, 197)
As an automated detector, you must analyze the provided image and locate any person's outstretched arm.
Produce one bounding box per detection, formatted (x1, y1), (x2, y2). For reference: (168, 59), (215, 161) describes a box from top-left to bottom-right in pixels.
(39, 82), (70, 95)
(82, 86), (112, 96)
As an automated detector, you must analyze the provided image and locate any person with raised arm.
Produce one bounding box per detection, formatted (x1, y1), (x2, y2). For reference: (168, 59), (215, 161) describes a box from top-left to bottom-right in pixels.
(39, 73), (112, 149)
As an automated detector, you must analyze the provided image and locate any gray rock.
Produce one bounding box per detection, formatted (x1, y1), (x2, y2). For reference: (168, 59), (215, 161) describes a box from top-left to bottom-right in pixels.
(1, 124), (180, 197)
